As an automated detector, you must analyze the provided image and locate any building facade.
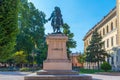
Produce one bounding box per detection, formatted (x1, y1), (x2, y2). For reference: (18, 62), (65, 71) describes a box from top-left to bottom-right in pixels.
(83, 0), (120, 71)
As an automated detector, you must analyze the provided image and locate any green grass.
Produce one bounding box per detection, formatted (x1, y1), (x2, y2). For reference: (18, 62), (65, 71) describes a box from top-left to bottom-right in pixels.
(79, 68), (105, 74)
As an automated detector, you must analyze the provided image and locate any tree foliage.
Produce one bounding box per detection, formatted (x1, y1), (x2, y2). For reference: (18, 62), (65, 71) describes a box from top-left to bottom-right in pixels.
(0, 0), (19, 61)
(85, 30), (109, 69)
(77, 53), (85, 64)
(13, 51), (27, 65)
(15, 1), (47, 65)
(101, 62), (111, 71)
(63, 23), (76, 58)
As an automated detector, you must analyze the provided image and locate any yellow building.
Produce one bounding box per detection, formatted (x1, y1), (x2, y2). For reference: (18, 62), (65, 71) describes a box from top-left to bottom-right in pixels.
(83, 0), (120, 71)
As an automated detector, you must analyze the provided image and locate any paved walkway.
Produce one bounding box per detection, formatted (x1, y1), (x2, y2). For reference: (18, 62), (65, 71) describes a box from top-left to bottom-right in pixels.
(87, 73), (120, 80)
(0, 72), (31, 80)
(0, 72), (120, 80)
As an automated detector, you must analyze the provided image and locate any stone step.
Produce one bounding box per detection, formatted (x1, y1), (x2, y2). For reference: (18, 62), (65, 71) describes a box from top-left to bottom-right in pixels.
(25, 73), (92, 80)
(37, 70), (79, 75)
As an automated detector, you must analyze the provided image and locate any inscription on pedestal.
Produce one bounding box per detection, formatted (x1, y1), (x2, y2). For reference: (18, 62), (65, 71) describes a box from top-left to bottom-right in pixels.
(52, 48), (63, 51)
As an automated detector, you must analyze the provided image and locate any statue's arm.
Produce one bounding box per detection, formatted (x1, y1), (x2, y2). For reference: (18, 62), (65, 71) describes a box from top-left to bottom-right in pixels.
(48, 12), (54, 21)
(48, 16), (52, 21)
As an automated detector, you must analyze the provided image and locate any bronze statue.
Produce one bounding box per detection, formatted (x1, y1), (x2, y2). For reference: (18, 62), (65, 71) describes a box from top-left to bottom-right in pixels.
(48, 6), (64, 33)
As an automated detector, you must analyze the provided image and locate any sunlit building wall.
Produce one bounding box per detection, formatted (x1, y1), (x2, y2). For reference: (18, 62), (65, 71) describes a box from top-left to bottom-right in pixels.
(83, 0), (120, 71)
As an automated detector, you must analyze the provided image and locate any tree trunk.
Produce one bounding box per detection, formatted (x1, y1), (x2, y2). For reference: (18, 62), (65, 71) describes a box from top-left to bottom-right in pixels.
(22, 64), (24, 68)
(92, 63), (95, 70)
(97, 61), (99, 70)
(89, 62), (90, 69)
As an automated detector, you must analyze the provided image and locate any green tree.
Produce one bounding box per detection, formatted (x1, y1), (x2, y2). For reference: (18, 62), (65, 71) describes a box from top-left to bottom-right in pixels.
(101, 62), (111, 72)
(77, 53), (85, 67)
(0, 0), (19, 61)
(16, 0), (34, 53)
(16, 1), (47, 65)
(63, 23), (76, 58)
(13, 51), (27, 68)
(86, 30), (109, 69)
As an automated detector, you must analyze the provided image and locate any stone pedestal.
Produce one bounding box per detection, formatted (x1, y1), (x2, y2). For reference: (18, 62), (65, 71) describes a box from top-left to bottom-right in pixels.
(24, 33), (92, 80)
(43, 34), (72, 70)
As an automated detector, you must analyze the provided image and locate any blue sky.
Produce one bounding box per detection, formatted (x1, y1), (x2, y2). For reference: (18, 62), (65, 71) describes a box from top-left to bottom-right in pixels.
(28, 0), (116, 53)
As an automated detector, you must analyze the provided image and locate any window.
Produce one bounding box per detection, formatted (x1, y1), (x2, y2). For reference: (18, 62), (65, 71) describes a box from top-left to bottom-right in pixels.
(99, 31), (101, 36)
(111, 37), (114, 46)
(111, 56), (114, 65)
(111, 22), (113, 30)
(116, 34), (117, 45)
(116, 56), (118, 62)
(88, 40), (89, 45)
(103, 28), (105, 35)
(99, 31), (102, 37)
(106, 25), (109, 33)
(107, 39), (109, 48)
(107, 58), (109, 63)
(103, 41), (105, 49)
(89, 39), (91, 44)
(116, 19), (117, 27)
(87, 40), (89, 46)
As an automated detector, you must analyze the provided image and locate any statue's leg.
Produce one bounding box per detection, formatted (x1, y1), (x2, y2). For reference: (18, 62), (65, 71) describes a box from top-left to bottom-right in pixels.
(57, 26), (59, 33)
(54, 28), (55, 32)
(57, 27), (59, 33)
(56, 27), (57, 33)
(53, 26), (55, 32)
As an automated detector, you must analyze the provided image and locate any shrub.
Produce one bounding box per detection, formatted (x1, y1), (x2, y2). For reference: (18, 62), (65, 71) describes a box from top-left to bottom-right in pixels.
(20, 67), (41, 72)
(101, 62), (111, 72)
(20, 67), (31, 71)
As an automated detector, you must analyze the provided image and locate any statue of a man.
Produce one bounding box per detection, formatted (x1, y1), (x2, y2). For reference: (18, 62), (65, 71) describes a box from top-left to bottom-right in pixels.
(48, 6), (64, 33)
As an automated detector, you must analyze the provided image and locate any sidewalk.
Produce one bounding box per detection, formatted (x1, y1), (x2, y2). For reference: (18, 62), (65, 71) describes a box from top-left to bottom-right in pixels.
(0, 72), (120, 80)
(87, 72), (120, 80)
(0, 72), (31, 80)
(96, 72), (120, 76)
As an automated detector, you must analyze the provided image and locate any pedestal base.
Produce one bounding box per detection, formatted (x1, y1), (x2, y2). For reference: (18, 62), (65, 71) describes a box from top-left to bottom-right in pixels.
(37, 70), (79, 75)
(25, 73), (92, 80)
(43, 59), (72, 70)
